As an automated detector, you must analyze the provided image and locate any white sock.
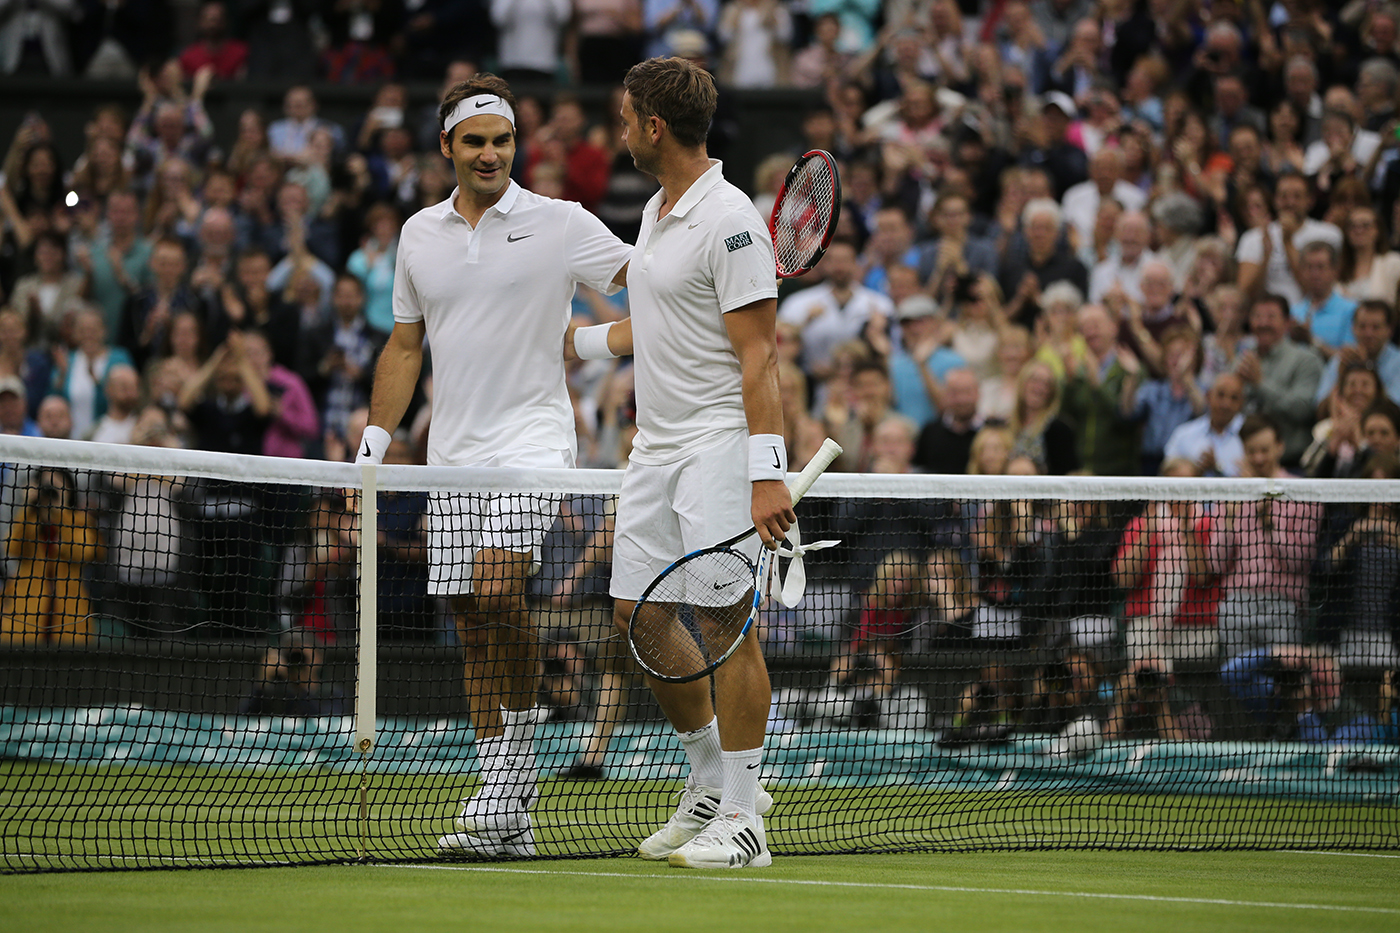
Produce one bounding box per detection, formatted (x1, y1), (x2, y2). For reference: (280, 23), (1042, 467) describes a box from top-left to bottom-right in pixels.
(500, 706), (539, 762)
(679, 718), (723, 789)
(473, 735), (506, 795)
(719, 747), (762, 820)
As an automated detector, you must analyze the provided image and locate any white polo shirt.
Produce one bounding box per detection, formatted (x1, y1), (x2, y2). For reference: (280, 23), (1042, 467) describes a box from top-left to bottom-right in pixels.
(393, 181), (631, 466)
(626, 160), (779, 465)
(1235, 218), (1342, 306)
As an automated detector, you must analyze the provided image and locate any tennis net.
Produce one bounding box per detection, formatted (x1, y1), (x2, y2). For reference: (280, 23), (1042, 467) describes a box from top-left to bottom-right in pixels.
(0, 435), (1396, 872)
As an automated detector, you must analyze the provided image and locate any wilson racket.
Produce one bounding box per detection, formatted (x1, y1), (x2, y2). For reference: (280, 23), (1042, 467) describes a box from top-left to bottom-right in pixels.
(768, 149), (842, 278)
(626, 437), (843, 683)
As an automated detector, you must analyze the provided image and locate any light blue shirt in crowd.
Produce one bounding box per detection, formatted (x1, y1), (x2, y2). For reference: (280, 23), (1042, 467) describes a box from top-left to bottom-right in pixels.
(1291, 291), (1357, 351)
(890, 344), (966, 429)
(1163, 412), (1245, 476)
(1314, 343), (1400, 404)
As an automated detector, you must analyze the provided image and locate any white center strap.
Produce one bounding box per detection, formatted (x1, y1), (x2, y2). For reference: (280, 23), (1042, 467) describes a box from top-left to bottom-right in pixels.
(444, 95), (516, 134)
(768, 521), (840, 608)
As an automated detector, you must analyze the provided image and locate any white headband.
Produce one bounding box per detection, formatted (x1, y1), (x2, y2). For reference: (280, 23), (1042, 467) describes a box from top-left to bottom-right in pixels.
(443, 95), (516, 134)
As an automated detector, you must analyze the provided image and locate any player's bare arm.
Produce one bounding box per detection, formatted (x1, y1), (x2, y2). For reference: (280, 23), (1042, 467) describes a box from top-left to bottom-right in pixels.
(367, 319), (425, 434)
(724, 296), (795, 547)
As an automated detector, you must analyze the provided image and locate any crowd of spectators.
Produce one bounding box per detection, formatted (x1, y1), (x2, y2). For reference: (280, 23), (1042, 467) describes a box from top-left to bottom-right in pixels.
(1, 0), (1399, 744)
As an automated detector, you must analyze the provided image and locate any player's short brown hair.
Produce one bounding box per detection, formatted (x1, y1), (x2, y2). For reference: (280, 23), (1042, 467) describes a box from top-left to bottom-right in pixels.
(623, 57), (716, 148)
(439, 73), (518, 133)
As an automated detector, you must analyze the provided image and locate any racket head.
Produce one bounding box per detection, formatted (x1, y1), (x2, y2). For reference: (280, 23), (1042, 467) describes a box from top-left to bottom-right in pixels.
(627, 544), (772, 683)
(768, 149), (842, 278)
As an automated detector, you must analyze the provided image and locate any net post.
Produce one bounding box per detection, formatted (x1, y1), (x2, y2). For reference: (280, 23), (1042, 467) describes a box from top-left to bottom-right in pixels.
(355, 464), (377, 756)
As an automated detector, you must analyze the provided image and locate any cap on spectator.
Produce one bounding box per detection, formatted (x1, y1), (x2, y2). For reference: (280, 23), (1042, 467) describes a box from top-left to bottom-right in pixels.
(1041, 91), (1078, 119)
(897, 295), (940, 321)
(0, 376), (26, 399)
(669, 29), (709, 60)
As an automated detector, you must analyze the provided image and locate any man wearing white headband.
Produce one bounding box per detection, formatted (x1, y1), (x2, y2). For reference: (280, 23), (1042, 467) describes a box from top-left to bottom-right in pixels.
(357, 74), (632, 859)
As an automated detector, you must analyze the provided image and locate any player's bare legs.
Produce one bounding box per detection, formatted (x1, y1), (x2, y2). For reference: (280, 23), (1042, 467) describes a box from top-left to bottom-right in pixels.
(446, 548), (540, 857)
(712, 631), (771, 751)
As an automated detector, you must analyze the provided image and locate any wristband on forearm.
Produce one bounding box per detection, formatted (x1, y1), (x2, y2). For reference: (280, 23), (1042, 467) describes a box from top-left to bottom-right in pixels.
(574, 323), (618, 360)
(748, 433), (787, 482)
(355, 424), (392, 464)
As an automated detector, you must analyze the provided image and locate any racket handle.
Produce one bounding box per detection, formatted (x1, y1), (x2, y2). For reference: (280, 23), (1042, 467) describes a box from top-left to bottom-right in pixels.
(788, 437), (842, 504)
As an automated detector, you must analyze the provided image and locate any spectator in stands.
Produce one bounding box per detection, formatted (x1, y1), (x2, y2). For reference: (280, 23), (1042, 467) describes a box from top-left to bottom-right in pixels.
(885, 293), (964, 429)
(491, 0), (571, 85)
(828, 549), (921, 717)
(1032, 281), (1086, 381)
(225, 108), (270, 186)
(913, 367), (980, 474)
(1123, 326), (1207, 476)
(88, 363), (140, 443)
(528, 95), (611, 213)
(1087, 210), (1154, 304)
(188, 205), (238, 312)
(1062, 147), (1146, 248)
(343, 202), (398, 336)
(1163, 372), (1247, 478)
(825, 357), (894, 473)
(1236, 293), (1325, 466)
(243, 328), (317, 459)
(1008, 357), (1077, 475)
(917, 193), (999, 292)
(68, 135), (130, 204)
(240, 630), (349, 715)
(978, 324), (1031, 423)
(178, 0), (247, 79)
(1315, 301), (1400, 408)
(1338, 205), (1400, 304)
(999, 197), (1087, 330)
(0, 467), (102, 646)
(1020, 92), (1088, 199)
(778, 239), (892, 382)
(860, 206), (919, 296)
(301, 272), (383, 443)
(1321, 452), (1400, 669)
(1209, 414), (1323, 658)
(73, 190), (151, 339)
(320, 0), (400, 83)
(1235, 171), (1341, 306)
(1103, 659), (1186, 741)
(121, 236), (202, 371)
(1221, 644), (1379, 743)
(35, 394), (71, 439)
(55, 306), (134, 440)
(276, 494), (355, 642)
(716, 0), (792, 88)
(869, 413), (920, 474)
(9, 231), (84, 345)
(1304, 363), (1387, 479)
(1291, 241), (1358, 357)
(268, 86), (345, 166)
(0, 310), (50, 419)
(1058, 303), (1138, 476)
(0, 376), (38, 436)
(1199, 285), (1252, 387)
(178, 332), (272, 454)
(125, 70), (215, 195)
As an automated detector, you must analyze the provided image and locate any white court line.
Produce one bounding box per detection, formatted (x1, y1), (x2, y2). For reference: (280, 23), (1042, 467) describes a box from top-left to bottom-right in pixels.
(1280, 850), (1400, 859)
(374, 864), (1400, 914)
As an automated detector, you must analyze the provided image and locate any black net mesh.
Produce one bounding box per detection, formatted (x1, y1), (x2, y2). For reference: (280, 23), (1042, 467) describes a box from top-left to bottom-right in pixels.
(1, 442), (1398, 872)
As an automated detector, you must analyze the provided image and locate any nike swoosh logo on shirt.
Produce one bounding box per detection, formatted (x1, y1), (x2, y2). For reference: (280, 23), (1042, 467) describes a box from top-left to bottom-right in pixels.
(688, 222), (703, 229)
(507, 233), (533, 242)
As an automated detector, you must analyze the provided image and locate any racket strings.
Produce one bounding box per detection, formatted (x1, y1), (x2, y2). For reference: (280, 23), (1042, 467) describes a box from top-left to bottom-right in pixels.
(773, 157), (838, 275)
(630, 549), (756, 680)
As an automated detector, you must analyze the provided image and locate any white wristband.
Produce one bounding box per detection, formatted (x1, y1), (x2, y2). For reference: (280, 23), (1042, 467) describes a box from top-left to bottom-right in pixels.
(748, 433), (787, 482)
(355, 425), (392, 465)
(574, 323), (618, 360)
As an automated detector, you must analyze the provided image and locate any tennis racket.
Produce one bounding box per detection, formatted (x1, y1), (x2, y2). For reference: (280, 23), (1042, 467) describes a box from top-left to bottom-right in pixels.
(626, 437), (843, 684)
(768, 149), (842, 278)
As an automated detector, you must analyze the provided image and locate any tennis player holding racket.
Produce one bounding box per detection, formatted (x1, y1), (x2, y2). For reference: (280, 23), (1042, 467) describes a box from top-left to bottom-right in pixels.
(358, 74), (632, 859)
(568, 57), (793, 869)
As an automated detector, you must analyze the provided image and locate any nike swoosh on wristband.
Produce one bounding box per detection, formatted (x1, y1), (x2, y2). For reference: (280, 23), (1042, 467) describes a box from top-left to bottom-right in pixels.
(507, 233), (533, 242)
(361, 441), (371, 459)
(771, 447), (781, 469)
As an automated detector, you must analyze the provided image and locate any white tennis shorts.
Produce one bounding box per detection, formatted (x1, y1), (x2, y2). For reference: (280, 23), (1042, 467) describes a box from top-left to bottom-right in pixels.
(426, 447), (570, 597)
(610, 430), (760, 602)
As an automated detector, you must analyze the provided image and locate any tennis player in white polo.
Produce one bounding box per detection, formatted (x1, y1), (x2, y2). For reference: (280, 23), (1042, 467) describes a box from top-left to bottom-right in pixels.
(356, 74), (631, 858)
(568, 57), (793, 869)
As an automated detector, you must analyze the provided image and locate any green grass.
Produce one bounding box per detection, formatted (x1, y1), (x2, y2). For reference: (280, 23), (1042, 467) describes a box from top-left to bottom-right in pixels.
(2, 851), (1397, 933)
(3, 761), (1397, 870)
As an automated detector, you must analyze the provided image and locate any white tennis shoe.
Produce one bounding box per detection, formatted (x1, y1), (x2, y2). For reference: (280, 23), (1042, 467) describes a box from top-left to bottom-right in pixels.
(436, 823), (536, 859)
(667, 811), (770, 869)
(636, 776), (773, 860)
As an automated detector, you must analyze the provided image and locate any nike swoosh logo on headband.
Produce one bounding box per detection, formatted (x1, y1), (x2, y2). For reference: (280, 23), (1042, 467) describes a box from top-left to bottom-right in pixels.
(475, 99), (493, 108)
